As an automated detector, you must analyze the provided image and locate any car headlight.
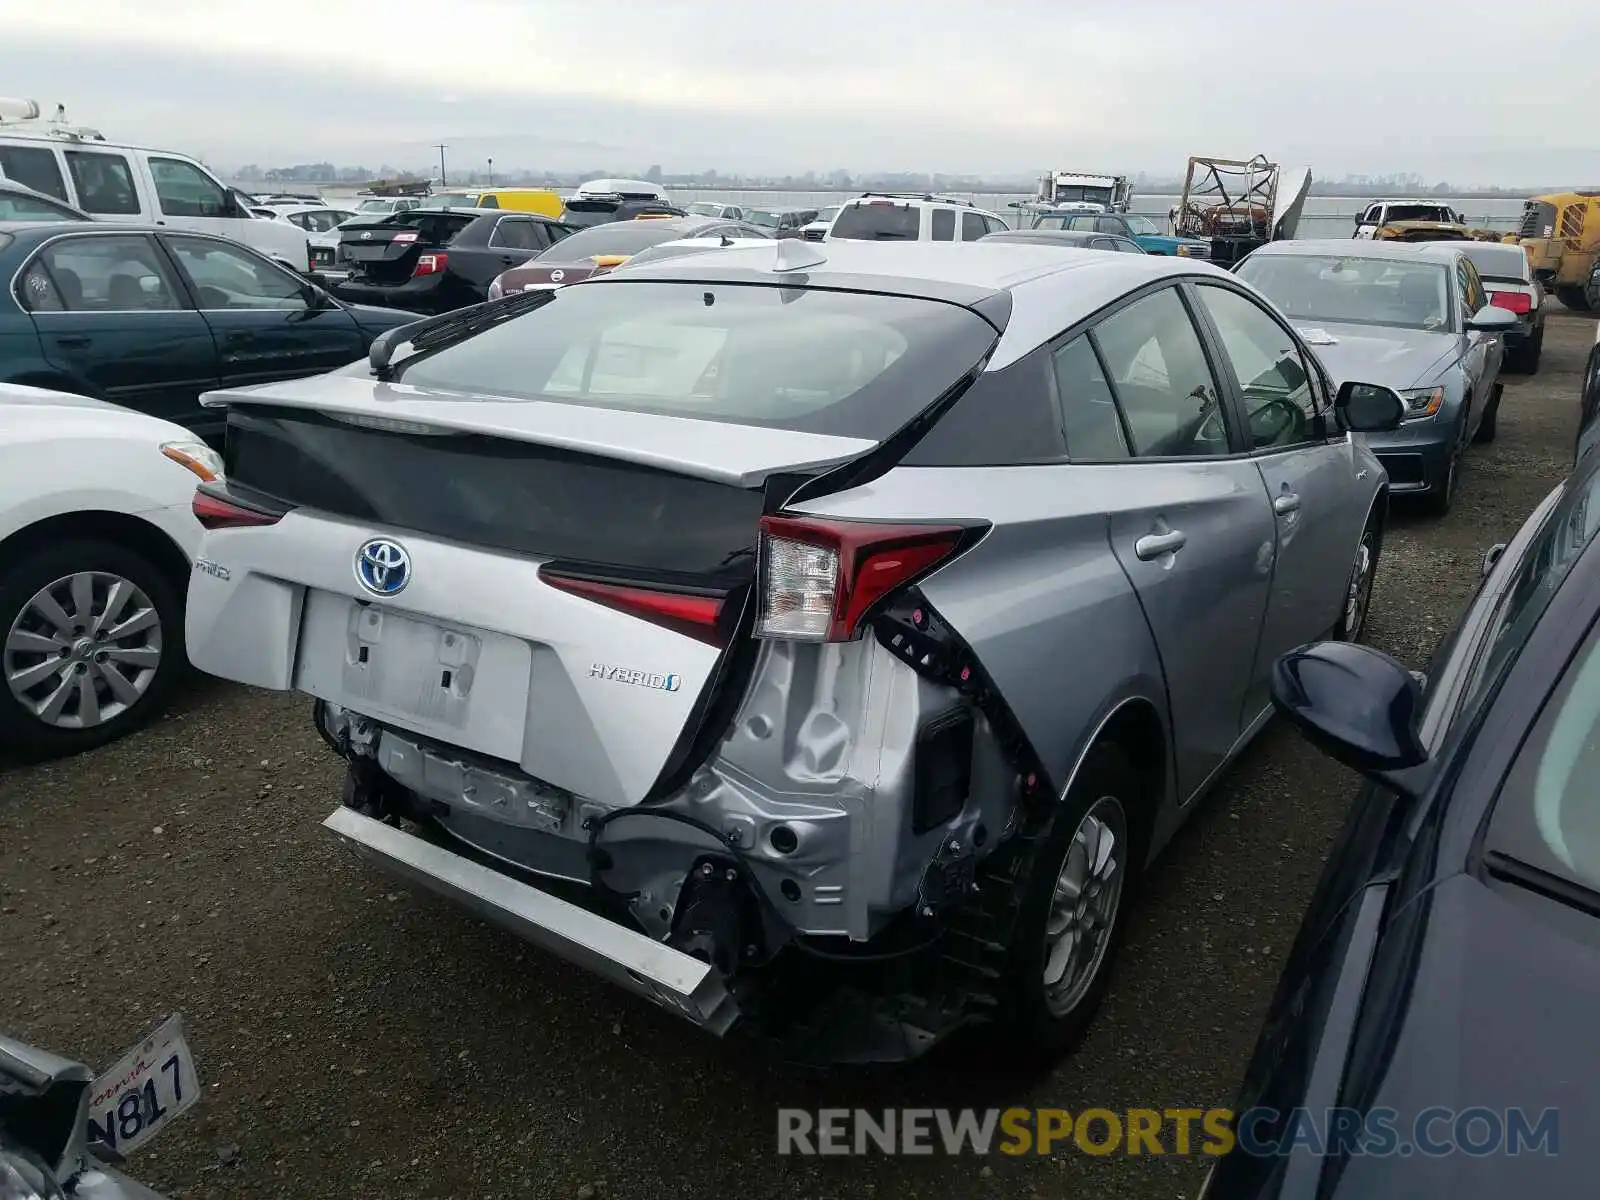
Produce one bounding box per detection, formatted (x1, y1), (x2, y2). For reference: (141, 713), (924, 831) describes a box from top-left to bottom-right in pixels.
(161, 440), (224, 483)
(486, 276), (504, 301)
(1398, 386), (1444, 421)
(0, 1144), (67, 1200)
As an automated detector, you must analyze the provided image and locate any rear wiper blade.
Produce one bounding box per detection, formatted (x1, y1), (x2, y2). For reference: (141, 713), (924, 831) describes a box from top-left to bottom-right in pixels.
(369, 290), (556, 380)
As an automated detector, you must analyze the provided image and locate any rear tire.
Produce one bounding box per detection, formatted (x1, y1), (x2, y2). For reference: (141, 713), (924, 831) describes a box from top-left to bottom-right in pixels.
(992, 743), (1140, 1059)
(1473, 383), (1501, 443)
(1556, 285), (1593, 313)
(0, 539), (184, 759)
(1332, 510), (1382, 642)
(1506, 327), (1543, 375)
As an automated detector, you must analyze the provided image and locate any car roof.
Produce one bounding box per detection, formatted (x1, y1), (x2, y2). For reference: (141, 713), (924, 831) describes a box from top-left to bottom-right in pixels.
(594, 240), (1228, 369)
(0, 219), (163, 236)
(1248, 238), (1470, 263)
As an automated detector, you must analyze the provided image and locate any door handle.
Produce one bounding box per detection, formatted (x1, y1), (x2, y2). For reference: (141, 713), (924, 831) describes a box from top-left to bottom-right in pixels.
(1134, 530), (1187, 561)
(54, 335), (91, 349)
(1274, 491), (1301, 515)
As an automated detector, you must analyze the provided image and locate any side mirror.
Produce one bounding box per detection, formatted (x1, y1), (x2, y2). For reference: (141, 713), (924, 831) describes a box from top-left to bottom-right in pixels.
(1466, 304), (1517, 332)
(1335, 381), (1405, 433)
(1271, 641), (1428, 775)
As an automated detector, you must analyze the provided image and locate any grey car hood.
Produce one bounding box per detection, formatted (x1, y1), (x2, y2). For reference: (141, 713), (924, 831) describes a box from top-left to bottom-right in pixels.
(1291, 321), (1456, 388)
(200, 373), (877, 488)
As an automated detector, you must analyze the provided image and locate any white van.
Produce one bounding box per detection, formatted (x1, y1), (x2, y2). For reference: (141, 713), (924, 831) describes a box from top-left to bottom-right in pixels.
(0, 123), (310, 271)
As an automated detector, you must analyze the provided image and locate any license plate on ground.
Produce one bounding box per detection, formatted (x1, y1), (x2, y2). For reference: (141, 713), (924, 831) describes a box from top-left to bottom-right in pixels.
(85, 1014), (200, 1158)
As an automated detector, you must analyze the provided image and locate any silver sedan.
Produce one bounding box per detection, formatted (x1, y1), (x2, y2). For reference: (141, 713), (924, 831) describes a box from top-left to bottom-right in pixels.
(1236, 239), (1518, 515)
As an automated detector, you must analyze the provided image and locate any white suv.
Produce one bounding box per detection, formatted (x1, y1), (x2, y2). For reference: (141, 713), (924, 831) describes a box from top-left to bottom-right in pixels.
(825, 192), (1009, 242)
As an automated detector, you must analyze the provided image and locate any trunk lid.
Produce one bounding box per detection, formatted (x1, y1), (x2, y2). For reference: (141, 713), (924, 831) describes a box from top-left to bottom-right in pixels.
(339, 212), (475, 283)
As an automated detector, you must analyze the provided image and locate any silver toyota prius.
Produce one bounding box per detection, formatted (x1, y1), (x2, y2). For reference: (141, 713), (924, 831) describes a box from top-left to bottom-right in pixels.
(182, 240), (1403, 1064)
(1235, 239), (1518, 515)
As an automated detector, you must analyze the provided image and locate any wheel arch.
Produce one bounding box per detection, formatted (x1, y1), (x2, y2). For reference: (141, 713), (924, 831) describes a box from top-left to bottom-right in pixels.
(0, 509), (191, 598)
(1058, 694), (1169, 865)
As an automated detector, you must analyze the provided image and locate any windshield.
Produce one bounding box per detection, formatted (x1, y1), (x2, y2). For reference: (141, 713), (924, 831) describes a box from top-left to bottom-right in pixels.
(356, 199), (394, 213)
(1124, 215), (1159, 235)
(1236, 254), (1453, 332)
(1051, 185), (1113, 205)
(815, 206), (840, 223)
(686, 202), (723, 216)
(1388, 204), (1465, 225)
(534, 222), (686, 260)
(744, 210), (780, 228)
(830, 202), (920, 241)
(421, 192), (476, 209)
(395, 281), (998, 439)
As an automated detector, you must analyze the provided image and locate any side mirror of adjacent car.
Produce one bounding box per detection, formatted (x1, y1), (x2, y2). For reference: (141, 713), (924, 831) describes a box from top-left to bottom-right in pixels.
(1466, 304), (1518, 332)
(1335, 381), (1405, 432)
(1271, 641), (1428, 776)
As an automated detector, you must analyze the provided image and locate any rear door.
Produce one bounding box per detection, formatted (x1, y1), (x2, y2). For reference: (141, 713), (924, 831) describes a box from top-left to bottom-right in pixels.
(59, 148), (151, 222)
(15, 231), (219, 430)
(1063, 285), (1278, 799)
(162, 233), (364, 387)
(1188, 280), (1368, 713)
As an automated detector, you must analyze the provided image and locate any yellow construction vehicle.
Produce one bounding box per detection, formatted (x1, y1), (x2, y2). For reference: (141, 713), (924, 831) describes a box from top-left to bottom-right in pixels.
(1510, 191), (1600, 311)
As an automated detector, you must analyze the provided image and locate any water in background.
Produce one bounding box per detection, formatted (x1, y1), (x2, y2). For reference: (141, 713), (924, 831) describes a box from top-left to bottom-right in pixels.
(301, 185), (1529, 236)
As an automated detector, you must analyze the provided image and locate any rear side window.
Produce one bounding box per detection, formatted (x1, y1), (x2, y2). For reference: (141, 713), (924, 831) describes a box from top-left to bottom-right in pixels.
(24, 234), (184, 312)
(478, 194), (499, 209)
(489, 218), (540, 250)
(534, 222), (679, 259)
(960, 211), (986, 241)
(1052, 335), (1129, 461)
(830, 202), (921, 241)
(0, 146), (68, 201)
(931, 209), (955, 241)
(63, 151), (140, 215)
(394, 281), (999, 440)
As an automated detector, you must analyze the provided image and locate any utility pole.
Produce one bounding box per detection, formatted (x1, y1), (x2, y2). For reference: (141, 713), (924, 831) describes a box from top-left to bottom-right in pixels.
(487, 156), (494, 186)
(435, 143), (448, 186)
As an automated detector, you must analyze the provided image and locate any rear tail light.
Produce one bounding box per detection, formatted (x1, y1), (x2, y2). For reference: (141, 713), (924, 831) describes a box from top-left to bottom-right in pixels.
(192, 487), (285, 531)
(392, 231), (419, 244)
(1489, 290), (1532, 314)
(538, 568), (727, 646)
(412, 253), (448, 277)
(755, 516), (972, 642)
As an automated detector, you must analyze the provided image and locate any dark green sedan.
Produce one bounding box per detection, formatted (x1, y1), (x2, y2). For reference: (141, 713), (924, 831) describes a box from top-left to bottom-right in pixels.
(0, 220), (421, 443)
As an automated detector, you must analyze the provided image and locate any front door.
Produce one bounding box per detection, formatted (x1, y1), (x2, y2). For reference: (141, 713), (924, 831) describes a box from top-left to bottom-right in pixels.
(161, 234), (364, 389)
(1065, 286), (1278, 800)
(1189, 280), (1371, 716)
(17, 231), (219, 429)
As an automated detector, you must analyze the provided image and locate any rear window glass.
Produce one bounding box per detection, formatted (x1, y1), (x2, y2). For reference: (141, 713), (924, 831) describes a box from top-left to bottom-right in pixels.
(1382, 204), (1457, 224)
(830, 202), (921, 241)
(1458, 243), (1531, 283)
(394, 281), (998, 440)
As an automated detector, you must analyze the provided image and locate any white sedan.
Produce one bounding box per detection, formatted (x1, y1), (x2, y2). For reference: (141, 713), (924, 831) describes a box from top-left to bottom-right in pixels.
(0, 385), (215, 758)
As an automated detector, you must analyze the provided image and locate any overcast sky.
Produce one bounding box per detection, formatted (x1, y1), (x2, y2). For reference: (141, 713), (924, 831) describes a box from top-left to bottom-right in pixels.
(4, 0), (1598, 184)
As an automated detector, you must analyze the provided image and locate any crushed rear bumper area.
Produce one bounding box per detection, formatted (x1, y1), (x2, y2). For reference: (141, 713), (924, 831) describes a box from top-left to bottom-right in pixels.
(324, 805), (741, 1034)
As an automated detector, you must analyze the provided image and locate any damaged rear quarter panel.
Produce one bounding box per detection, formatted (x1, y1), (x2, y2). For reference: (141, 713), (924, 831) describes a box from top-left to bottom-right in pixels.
(789, 463), (1172, 829)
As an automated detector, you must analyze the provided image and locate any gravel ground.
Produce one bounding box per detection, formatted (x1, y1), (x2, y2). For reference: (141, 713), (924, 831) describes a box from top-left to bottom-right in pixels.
(3, 310), (1594, 1200)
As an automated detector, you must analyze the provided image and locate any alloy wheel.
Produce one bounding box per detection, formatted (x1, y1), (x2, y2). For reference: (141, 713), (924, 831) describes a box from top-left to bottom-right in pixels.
(1042, 795), (1128, 1017)
(1344, 534), (1375, 640)
(3, 571), (164, 730)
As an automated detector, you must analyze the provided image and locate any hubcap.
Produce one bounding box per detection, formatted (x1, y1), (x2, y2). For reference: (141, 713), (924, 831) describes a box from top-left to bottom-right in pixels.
(1345, 536), (1374, 638)
(1042, 795), (1127, 1017)
(3, 571), (163, 730)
